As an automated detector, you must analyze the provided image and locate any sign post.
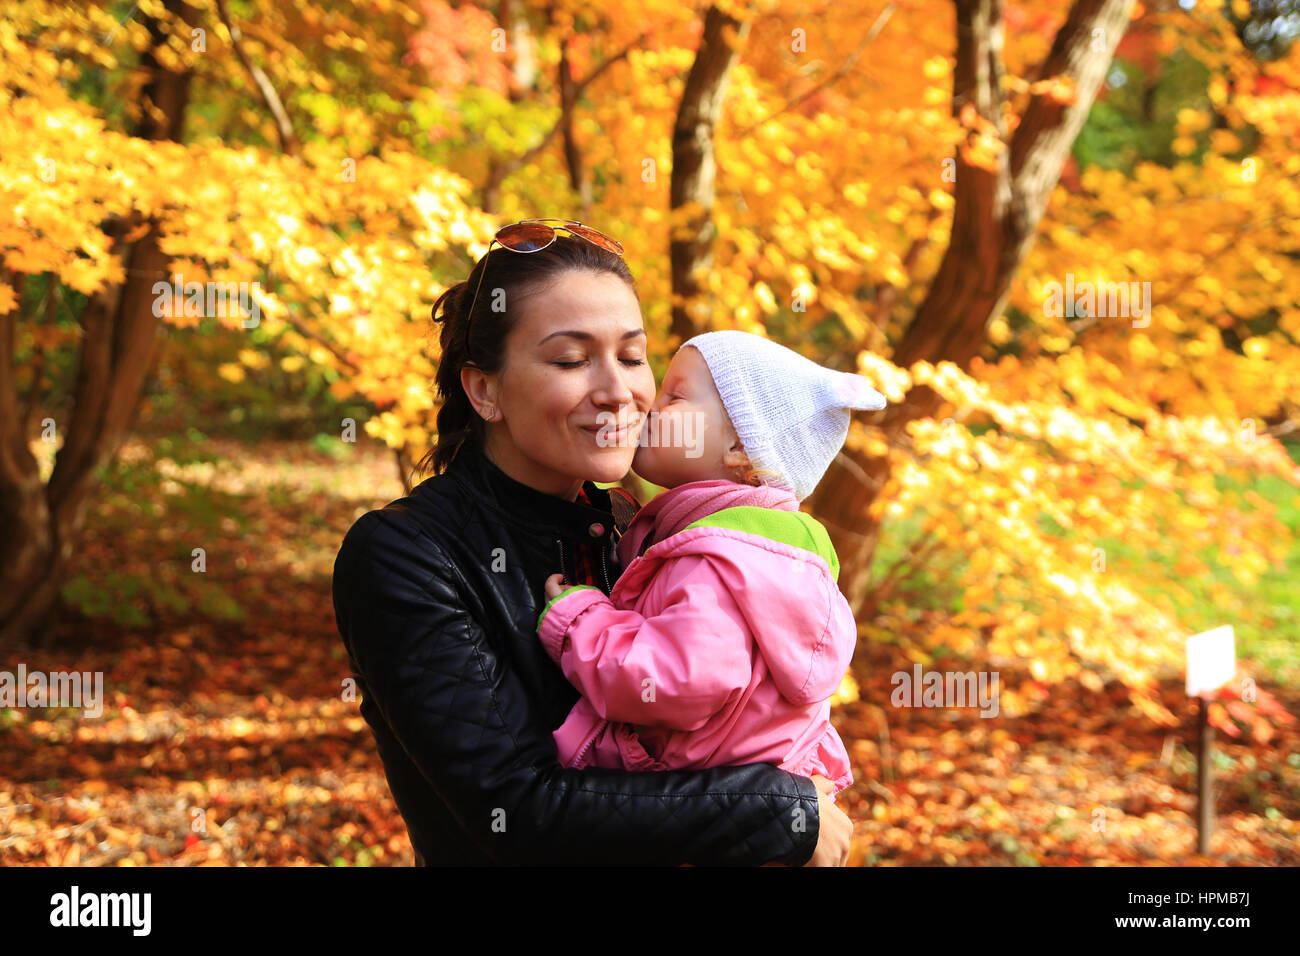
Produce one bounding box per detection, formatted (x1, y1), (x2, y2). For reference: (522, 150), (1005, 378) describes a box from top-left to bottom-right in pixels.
(1196, 696), (1212, 855)
(1184, 625), (1235, 856)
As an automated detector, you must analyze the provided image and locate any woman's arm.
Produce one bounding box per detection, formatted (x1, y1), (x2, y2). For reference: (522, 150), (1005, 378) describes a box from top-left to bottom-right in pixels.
(334, 511), (822, 866)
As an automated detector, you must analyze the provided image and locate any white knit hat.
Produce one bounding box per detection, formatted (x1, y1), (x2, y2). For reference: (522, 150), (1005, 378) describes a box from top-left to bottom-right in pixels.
(682, 330), (887, 502)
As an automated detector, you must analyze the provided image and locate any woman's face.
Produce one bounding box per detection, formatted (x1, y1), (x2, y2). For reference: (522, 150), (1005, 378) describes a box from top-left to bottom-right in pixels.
(467, 270), (656, 500)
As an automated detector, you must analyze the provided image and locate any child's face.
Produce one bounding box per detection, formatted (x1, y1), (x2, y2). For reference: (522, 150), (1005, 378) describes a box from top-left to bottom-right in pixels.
(632, 346), (745, 488)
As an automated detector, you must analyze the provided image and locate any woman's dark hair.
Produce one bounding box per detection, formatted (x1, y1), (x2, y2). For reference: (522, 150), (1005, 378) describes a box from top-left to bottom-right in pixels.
(418, 233), (638, 477)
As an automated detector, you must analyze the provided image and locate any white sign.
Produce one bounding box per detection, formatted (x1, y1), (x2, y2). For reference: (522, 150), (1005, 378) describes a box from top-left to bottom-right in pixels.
(1186, 625), (1235, 697)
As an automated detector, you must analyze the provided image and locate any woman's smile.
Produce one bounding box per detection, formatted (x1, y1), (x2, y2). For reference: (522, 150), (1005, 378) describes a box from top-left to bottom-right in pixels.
(582, 415), (642, 444)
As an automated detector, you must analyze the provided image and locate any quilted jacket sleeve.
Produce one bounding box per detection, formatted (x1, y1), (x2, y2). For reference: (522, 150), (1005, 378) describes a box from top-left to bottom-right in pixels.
(333, 511), (821, 866)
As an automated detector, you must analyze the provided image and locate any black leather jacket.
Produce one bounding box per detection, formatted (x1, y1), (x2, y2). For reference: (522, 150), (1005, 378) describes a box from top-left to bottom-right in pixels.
(332, 440), (821, 865)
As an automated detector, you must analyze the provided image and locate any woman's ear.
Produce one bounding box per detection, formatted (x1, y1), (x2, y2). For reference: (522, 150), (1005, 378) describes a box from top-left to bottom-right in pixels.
(461, 364), (499, 419)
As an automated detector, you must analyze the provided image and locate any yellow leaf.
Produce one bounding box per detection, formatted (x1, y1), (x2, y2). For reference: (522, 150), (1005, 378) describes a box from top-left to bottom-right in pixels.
(1242, 337), (1269, 358)
(239, 348), (269, 369)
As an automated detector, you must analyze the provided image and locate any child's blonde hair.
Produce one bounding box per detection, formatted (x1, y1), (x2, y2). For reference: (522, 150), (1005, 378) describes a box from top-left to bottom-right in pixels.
(730, 455), (784, 490)
(720, 404), (784, 489)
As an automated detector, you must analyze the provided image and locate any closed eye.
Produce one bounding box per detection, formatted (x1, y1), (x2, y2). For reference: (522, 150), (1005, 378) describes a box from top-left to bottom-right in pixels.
(554, 358), (647, 369)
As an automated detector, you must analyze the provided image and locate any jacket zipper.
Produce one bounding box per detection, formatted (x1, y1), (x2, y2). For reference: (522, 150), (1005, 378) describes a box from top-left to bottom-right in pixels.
(555, 530), (614, 768)
(556, 535), (613, 596)
(571, 722), (602, 769)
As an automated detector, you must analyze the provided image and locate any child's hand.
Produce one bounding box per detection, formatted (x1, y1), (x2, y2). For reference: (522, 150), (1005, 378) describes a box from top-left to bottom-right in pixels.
(544, 572), (567, 600)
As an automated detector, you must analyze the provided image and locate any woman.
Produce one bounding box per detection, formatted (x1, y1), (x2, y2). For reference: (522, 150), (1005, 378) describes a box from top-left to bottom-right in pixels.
(332, 220), (853, 865)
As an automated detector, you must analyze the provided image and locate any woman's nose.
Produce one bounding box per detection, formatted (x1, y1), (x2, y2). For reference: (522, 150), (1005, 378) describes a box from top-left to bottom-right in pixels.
(591, 357), (636, 407)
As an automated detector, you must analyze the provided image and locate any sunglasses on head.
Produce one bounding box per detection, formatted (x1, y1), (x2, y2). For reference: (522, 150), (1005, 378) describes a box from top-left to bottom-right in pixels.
(463, 219), (624, 365)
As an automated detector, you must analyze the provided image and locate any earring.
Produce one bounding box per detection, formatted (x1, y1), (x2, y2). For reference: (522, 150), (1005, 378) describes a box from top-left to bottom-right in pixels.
(482, 407), (496, 421)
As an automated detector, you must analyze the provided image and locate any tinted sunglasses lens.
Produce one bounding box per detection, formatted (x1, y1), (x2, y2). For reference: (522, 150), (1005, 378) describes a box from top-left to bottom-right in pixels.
(566, 224), (623, 255)
(496, 222), (555, 253)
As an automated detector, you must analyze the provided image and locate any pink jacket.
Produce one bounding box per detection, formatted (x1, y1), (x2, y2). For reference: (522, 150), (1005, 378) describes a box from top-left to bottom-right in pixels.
(536, 480), (856, 796)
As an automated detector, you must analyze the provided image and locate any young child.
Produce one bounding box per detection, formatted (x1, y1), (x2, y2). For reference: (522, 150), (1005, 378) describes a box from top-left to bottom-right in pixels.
(536, 330), (886, 797)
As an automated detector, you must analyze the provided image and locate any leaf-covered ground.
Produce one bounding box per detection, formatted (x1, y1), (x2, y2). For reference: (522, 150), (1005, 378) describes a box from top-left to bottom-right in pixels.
(838, 645), (1299, 866)
(2, 437), (1296, 865)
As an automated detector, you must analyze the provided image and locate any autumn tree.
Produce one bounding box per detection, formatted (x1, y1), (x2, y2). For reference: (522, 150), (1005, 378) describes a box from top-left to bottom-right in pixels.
(1, 0), (201, 646)
(0, 0), (495, 644)
(2, 0), (1297, 735)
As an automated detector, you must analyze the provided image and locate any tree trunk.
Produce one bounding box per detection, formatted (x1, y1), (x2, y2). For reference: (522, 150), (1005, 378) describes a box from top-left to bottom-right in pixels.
(0, 0), (198, 647)
(558, 43), (592, 216)
(670, 6), (751, 344)
(807, 0), (1136, 617)
(0, 272), (55, 646)
(481, 0), (539, 215)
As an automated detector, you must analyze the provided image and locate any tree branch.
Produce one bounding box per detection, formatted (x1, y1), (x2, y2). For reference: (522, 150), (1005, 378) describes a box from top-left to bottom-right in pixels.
(872, 205), (942, 328)
(575, 32), (647, 97)
(277, 311), (360, 374)
(733, 2), (897, 138)
(558, 38), (590, 211)
(1008, 0), (1136, 244)
(859, 528), (944, 620)
(214, 0), (298, 155)
(19, 279), (58, 435)
(483, 31), (647, 201)
(0, 270), (37, 488)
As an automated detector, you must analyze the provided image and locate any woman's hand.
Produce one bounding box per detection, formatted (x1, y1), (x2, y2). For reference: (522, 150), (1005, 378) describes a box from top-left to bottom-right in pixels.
(544, 572), (567, 600)
(803, 775), (852, 867)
